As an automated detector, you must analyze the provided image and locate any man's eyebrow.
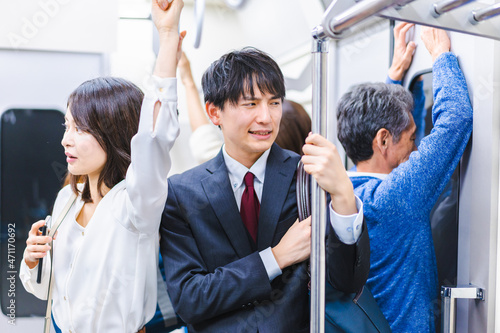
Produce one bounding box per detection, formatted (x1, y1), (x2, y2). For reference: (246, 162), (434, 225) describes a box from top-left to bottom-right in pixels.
(241, 94), (281, 100)
(240, 94), (281, 101)
(241, 95), (258, 101)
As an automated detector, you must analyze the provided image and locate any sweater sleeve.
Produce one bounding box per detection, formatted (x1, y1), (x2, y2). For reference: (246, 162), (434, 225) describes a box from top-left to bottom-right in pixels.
(368, 53), (473, 216)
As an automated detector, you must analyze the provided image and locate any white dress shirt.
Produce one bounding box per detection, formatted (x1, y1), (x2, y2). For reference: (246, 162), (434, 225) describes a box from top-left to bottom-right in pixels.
(222, 145), (363, 281)
(20, 76), (179, 333)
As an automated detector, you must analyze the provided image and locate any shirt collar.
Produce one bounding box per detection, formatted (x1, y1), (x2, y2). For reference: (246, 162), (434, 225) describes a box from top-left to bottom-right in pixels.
(222, 144), (271, 189)
(347, 171), (388, 180)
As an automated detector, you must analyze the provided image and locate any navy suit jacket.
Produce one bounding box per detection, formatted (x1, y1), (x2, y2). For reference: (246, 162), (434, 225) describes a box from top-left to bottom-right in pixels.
(160, 144), (370, 333)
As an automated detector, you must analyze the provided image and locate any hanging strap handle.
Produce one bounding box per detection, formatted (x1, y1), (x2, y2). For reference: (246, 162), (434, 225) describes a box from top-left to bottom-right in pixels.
(44, 192), (77, 333)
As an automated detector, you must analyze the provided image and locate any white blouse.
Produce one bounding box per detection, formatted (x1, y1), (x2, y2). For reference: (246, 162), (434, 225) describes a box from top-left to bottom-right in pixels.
(20, 76), (179, 333)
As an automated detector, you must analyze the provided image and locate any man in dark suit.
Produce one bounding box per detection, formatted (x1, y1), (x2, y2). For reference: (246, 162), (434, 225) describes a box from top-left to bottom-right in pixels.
(160, 47), (370, 332)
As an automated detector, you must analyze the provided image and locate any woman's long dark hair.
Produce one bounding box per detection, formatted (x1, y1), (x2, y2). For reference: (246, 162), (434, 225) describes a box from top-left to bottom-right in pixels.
(275, 100), (311, 156)
(66, 77), (144, 203)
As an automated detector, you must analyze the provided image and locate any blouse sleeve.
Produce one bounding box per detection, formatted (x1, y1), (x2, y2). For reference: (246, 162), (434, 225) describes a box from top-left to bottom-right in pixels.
(125, 76), (180, 234)
(19, 254), (51, 300)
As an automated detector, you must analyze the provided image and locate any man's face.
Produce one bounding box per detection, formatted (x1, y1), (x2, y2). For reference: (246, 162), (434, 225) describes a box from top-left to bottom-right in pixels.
(386, 116), (417, 170)
(209, 84), (282, 168)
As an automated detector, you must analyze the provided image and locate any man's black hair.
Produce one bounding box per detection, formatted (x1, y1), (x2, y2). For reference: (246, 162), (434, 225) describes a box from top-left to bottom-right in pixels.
(201, 47), (286, 109)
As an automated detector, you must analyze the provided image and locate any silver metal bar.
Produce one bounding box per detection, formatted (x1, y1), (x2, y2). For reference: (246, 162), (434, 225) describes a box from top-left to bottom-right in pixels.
(310, 33), (329, 333)
(441, 288), (453, 333)
(332, 0), (395, 32)
(322, 0), (403, 37)
(441, 286), (484, 333)
(379, 0), (500, 41)
(310, 1), (417, 330)
(432, 0), (474, 17)
(470, 2), (500, 23)
(193, 0), (206, 48)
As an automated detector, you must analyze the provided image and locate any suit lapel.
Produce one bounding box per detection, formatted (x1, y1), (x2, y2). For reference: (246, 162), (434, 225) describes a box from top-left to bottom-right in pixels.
(201, 152), (254, 258)
(257, 144), (297, 250)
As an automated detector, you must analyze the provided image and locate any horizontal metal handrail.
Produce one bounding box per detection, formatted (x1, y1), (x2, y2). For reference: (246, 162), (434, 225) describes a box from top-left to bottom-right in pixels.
(331, 0), (396, 33)
(432, 0), (474, 17)
(470, 2), (500, 23)
(321, 0), (410, 38)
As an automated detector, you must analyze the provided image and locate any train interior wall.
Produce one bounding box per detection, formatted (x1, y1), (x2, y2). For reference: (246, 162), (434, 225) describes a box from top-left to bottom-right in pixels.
(1, 0), (500, 332)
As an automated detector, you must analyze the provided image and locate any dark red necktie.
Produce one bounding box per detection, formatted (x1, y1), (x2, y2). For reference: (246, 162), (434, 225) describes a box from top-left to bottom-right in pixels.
(240, 172), (260, 243)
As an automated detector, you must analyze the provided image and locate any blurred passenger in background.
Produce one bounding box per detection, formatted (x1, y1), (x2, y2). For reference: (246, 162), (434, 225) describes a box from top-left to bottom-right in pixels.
(179, 52), (224, 164)
(275, 99), (311, 156)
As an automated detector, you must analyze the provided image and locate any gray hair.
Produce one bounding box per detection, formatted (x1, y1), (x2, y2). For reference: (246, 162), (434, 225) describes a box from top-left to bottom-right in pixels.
(336, 82), (414, 164)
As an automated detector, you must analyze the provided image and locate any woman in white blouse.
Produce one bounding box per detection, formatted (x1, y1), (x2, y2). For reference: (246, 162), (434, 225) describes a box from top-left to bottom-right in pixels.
(19, 1), (185, 332)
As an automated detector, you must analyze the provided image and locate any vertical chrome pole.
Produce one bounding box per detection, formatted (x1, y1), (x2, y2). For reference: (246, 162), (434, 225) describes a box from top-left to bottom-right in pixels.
(441, 287), (453, 333)
(310, 25), (329, 333)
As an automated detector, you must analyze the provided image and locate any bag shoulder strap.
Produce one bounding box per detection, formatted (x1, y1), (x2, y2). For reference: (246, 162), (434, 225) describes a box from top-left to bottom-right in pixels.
(44, 192), (77, 333)
(296, 161), (311, 221)
(48, 192), (77, 238)
(297, 163), (391, 333)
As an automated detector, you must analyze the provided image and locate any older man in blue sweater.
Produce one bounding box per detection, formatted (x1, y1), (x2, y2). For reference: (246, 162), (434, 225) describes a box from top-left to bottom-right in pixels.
(336, 27), (473, 332)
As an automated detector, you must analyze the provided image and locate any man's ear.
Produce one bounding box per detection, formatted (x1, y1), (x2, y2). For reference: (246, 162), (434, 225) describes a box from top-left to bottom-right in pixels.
(206, 102), (221, 126)
(374, 128), (391, 156)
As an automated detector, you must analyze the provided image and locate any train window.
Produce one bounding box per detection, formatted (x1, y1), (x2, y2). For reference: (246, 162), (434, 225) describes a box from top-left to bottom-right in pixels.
(0, 109), (66, 317)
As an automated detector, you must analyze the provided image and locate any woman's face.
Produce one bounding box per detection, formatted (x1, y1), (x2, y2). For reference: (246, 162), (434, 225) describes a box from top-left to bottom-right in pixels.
(61, 108), (107, 180)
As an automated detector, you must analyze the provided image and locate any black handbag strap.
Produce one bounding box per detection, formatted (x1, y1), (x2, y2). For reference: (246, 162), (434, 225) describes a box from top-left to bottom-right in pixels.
(296, 162), (391, 333)
(296, 161), (311, 221)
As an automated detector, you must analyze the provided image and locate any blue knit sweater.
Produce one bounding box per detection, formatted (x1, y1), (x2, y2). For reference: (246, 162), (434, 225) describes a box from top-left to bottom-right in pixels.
(349, 53), (472, 332)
